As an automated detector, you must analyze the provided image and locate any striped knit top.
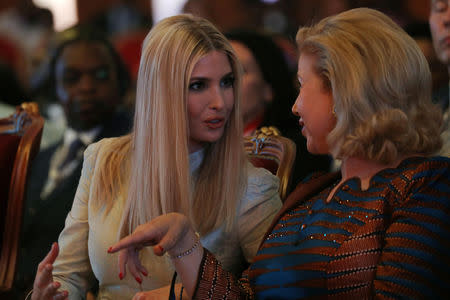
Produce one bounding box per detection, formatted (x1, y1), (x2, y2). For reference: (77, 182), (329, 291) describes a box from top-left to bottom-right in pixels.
(194, 156), (450, 299)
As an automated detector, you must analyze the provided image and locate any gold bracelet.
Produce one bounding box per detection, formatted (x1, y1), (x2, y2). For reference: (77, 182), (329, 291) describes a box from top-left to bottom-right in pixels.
(170, 232), (200, 259)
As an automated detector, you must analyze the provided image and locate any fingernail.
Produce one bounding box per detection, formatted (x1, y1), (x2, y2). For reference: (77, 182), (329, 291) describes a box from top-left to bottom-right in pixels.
(107, 247), (113, 253)
(119, 272), (124, 280)
(135, 276), (142, 284)
(142, 270), (148, 276)
(157, 245), (164, 252)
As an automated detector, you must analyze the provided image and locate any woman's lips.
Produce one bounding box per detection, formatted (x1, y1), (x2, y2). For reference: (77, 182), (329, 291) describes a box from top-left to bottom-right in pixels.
(299, 119), (306, 135)
(440, 36), (450, 48)
(205, 118), (225, 129)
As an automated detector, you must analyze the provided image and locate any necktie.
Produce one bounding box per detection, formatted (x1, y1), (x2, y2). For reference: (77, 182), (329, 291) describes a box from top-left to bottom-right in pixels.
(58, 138), (84, 171)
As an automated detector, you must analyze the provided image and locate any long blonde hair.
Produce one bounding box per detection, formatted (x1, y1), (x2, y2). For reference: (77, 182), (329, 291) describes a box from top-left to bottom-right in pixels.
(91, 14), (247, 236)
(296, 8), (443, 164)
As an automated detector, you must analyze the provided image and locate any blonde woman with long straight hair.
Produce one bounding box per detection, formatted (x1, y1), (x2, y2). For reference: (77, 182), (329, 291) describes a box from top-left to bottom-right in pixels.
(30, 14), (281, 300)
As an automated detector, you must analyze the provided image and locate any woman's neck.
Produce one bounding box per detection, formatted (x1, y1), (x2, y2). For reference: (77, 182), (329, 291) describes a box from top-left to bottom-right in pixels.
(325, 155), (417, 203)
(340, 156), (408, 190)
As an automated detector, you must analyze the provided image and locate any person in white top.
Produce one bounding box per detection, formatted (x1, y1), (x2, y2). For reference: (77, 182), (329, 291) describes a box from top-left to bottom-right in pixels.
(30, 14), (282, 300)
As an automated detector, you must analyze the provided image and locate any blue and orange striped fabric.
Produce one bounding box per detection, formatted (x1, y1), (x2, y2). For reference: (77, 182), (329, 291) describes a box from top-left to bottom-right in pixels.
(194, 156), (450, 299)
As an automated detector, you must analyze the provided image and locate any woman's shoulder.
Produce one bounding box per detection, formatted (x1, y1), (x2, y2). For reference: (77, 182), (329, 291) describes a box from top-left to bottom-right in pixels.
(397, 155), (450, 179)
(85, 136), (129, 157)
(388, 155), (450, 203)
(239, 162), (281, 210)
(82, 136), (130, 172)
(246, 161), (280, 188)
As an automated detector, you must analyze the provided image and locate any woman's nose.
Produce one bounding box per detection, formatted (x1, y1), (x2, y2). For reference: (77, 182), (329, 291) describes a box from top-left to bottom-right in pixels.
(292, 96), (301, 116)
(209, 88), (225, 110)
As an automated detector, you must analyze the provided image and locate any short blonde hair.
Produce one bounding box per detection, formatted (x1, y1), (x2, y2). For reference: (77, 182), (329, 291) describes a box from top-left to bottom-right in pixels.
(93, 14), (247, 236)
(296, 8), (443, 164)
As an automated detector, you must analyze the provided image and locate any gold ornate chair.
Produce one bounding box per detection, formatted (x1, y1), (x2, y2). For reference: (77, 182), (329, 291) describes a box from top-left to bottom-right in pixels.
(244, 126), (296, 201)
(0, 102), (44, 292)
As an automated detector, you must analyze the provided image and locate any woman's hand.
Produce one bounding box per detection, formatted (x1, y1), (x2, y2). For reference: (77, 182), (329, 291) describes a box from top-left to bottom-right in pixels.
(108, 213), (202, 297)
(31, 243), (68, 300)
(108, 213), (194, 280)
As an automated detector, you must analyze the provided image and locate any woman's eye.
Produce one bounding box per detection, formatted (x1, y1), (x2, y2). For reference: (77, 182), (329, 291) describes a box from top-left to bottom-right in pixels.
(189, 81), (205, 91)
(295, 80), (302, 92)
(221, 75), (235, 88)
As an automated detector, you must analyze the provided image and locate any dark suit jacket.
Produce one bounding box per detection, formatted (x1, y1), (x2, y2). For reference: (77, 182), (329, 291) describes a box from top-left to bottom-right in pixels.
(12, 111), (132, 296)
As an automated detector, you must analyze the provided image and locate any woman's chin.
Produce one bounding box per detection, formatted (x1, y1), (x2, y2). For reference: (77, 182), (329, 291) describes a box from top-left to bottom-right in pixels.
(306, 140), (329, 155)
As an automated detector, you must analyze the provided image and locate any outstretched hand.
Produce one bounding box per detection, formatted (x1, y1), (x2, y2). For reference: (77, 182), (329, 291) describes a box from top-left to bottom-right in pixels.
(31, 242), (68, 300)
(107, 213), (195, 282)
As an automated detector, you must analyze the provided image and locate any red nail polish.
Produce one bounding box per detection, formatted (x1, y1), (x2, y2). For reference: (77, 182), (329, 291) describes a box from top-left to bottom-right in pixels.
(142, 270), (148, 276)
(107, 247), (113, 253)
(158, 245), (164, 252)
(119, 272), (124, 280)
(135, 276), (142, 284)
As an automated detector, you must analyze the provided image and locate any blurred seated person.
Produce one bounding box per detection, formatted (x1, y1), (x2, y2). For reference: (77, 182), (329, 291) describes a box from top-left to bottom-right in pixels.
(113, 28), (148, 113)
(108, 8), (450, 299)
(0, 0), (54, 93)
(11, 24), (133, 298)
(404, 22), (448, 94)
(0, 61), (63, 149)
(0, 61), (28, 107)
(226, 29), (331, 186)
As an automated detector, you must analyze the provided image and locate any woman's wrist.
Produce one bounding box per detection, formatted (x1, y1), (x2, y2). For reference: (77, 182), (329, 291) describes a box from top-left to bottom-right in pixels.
(166, 227), (204, 297)
(167, 229), (200, 258)
(169, 232), (200, 259)
(170, 237), (204, 299)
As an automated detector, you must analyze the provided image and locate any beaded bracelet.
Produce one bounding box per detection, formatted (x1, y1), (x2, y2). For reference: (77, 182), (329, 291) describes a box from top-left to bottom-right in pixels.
(170, 232), (200, 259)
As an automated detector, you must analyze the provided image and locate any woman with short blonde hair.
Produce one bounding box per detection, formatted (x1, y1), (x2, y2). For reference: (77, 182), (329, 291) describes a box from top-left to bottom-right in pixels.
(296, 8), (442, 163)
(107, 8), (450, 300)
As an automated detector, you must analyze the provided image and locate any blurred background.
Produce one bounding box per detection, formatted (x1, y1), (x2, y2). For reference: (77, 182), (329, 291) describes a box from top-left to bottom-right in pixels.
(0, 0), (445, 121)
(0, 0), (431, 33)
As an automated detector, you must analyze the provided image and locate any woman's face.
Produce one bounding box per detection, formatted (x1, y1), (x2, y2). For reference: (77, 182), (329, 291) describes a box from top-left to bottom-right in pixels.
(187, 50), (235, 153)
(292, 53), (335, 154)
(230, 41), (272, 125)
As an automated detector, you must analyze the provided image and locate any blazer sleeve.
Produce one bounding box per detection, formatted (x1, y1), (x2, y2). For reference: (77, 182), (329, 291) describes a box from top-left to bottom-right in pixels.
(194, 249), (255, 299)
(373, 159), (450, 298)
(52, 141), (102, 299)
(238, 165), (282, 262)
(194, 166), (282, 300)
